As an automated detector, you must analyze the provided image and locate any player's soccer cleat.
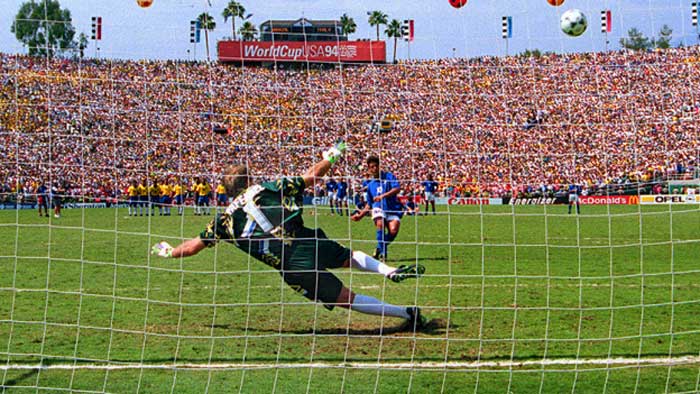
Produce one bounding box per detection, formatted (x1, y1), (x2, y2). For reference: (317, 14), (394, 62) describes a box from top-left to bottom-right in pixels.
(389, 264), (425, 283)
(372, 249), (386, 262)
(405, 307), (427, 331)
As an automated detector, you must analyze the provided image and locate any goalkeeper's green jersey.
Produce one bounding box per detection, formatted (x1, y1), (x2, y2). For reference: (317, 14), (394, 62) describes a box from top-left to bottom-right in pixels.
(199, 177), (307, 267)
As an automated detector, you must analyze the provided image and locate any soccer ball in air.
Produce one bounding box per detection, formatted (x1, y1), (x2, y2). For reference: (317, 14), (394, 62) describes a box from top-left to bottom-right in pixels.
(449, 0), (467, 9)
(560, 9), (587, 37)
(136, 0), (153, 8)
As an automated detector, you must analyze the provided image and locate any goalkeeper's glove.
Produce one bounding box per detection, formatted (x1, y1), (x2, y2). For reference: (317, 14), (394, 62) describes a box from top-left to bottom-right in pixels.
(151, 241), (174, 258)
(322, 141), (347, 165)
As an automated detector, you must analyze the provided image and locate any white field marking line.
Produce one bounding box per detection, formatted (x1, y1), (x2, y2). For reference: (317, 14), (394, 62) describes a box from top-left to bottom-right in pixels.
(2, 356), (700, 371)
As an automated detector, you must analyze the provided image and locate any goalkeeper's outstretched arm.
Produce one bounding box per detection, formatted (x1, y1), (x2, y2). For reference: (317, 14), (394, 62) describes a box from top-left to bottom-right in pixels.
(152, 237), (206, 258)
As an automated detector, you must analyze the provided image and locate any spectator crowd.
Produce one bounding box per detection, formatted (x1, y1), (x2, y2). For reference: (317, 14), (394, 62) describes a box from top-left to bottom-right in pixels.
(1, 46), (699, 202)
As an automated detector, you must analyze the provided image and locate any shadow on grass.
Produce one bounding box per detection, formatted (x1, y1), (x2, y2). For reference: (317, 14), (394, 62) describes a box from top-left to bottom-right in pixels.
(214, 318), (451, 336)
(2, 370), (39, 387)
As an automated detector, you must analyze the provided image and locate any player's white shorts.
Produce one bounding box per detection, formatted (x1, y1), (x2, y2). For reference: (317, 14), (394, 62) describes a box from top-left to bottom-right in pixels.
(371, 207), (401, 222)
(424, 191), (435, 202)
(569, 194), (579, 203)
(336, 195), (347, 203)
(328, 191), (337, 201)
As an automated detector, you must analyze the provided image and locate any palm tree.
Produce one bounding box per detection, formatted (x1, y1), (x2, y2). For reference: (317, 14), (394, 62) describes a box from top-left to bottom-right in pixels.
(385, 19), (402, 63)
(239, 21), (257, 41)
(196, 12), (216, 61)
(222, 1), (245, 40)
(368, 11), (388, 40)
(339, 13), (356, 37)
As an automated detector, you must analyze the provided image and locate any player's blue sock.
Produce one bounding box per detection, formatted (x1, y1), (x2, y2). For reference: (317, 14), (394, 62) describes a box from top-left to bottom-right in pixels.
(376, 229), (385, 255)
(384, 231), (396, 244)
(383, 231), (396, 256)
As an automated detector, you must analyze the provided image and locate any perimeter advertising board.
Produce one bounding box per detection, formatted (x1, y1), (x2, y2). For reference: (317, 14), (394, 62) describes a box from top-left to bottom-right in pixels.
(578, 195), (639, 205)
(639, 195), (700, 204)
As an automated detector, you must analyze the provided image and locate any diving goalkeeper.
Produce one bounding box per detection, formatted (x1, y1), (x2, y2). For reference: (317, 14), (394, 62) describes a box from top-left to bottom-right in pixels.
(152, 142), (427, 331)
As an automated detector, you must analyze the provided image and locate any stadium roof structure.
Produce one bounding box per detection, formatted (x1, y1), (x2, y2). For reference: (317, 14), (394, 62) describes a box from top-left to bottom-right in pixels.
(259, 18), (340, 28)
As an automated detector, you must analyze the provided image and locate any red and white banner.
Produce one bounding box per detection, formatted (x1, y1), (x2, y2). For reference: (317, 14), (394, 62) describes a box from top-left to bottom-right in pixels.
(579, 195), (638, 205)
(218, 40), (386, 63)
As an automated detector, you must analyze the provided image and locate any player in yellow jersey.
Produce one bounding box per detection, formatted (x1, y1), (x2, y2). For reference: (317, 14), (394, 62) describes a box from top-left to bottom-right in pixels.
(148, 178), (160, 216)
(215, 179), (227, 211)
(172, 180), (184, 216)
(159, 178), (172, 216)
(191, 177), (201, 215)
(137, 179), (148, 216)
(198, 178), (212, 215)
(127, 180), (138, 216)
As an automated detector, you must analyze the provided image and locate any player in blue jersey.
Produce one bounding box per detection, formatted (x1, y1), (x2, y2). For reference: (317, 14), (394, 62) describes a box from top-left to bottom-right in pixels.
(568, 183), (581, 214)
(325, 177), (338, 215)
(351, 155), (404, 260)
(421, 174), (439, 215)
(36, 182), (49, 217)
(335, 178), (349, 216)
(351, 181), (368, 218)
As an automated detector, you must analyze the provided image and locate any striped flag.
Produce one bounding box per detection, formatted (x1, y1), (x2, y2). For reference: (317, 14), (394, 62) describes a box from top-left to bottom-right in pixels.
(502, 16), (512, 39)
(693, 2), (698, 27)
(601, 10), (612, 33)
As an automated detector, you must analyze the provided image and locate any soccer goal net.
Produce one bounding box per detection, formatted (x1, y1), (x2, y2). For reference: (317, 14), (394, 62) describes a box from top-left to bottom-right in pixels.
(1, 1), (700, 393)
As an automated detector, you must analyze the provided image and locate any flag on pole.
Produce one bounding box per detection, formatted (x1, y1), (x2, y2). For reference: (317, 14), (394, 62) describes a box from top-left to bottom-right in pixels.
(601, 10), (612, 33)
(502, 16), (512, 39)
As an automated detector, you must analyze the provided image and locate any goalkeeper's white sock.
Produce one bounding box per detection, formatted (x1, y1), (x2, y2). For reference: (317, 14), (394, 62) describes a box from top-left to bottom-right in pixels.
(351, 294), (409, 318)
(351, 251), (395, 276)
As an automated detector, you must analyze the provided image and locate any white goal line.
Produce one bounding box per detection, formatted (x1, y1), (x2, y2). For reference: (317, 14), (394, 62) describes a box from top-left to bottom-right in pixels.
(2, 356), (700, 371)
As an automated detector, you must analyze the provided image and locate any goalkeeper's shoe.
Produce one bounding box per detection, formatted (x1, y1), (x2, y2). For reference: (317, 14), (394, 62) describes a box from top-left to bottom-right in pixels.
(389, 264), (425, 283)
(405, 307), (427, 332)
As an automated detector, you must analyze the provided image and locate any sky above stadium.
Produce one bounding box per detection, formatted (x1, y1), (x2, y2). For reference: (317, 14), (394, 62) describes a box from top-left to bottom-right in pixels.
(0, 0), (698, 61)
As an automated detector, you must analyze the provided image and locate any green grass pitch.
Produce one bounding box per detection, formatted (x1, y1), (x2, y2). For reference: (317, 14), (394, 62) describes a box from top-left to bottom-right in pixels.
(1, 204), (699, 393)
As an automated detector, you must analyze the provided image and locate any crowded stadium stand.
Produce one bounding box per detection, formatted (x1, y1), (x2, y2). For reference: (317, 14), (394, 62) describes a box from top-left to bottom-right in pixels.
(1, 48), (699, 205)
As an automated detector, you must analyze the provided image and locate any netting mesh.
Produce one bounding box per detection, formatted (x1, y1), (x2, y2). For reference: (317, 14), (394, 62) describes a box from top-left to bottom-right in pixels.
(1, 1), (700, 393)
